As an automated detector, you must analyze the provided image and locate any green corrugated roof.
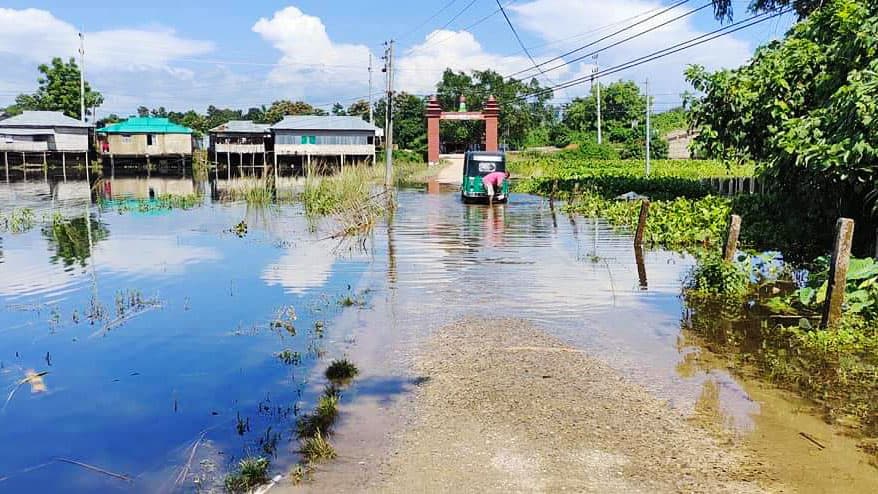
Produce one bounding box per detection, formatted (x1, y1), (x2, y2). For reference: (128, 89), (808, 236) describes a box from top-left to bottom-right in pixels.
(97, 117), (193, 134)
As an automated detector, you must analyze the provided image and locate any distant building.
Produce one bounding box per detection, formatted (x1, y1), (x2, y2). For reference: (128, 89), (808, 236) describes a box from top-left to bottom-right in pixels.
(271, 116), (378, 170)
(97, 117), (193, 163)
(666, 129), (698, 160)
(209, 120), (272, 167)
(0, 111), (91, 155)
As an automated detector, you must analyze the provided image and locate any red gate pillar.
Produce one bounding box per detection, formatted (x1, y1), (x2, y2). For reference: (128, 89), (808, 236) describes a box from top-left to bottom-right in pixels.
(483, 96), (500, 152)
(426, 96), (442, 164)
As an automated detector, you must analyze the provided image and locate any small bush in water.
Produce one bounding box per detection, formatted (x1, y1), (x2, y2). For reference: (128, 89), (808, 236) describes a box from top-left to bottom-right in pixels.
(223, 456), (270, 493)
(688, 255), (750, 297)
(325, 359), (359, 382)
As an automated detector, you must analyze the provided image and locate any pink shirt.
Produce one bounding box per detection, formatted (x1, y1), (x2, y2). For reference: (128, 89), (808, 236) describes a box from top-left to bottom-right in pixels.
(482, 171), (507, 186)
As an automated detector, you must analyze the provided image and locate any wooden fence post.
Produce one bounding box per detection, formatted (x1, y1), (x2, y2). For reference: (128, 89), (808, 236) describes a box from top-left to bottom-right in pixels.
(821, 218), (855, 328)
(634, 199), (650, 246)
(723, 214), (742, 262)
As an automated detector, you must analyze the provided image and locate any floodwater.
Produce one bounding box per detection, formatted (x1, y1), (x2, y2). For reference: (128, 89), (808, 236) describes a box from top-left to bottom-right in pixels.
(0, 171), (875, 493)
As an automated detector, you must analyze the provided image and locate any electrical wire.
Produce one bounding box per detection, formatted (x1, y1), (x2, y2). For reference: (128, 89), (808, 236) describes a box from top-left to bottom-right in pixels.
(521, 8), (791, 101)
(494, 0), (554, 84)
(511, 1), (713, 81)
(505, 0), (693, 79)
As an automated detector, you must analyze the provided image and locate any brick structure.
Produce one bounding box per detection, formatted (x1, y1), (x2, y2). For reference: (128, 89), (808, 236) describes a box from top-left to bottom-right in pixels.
(426, 95), (500, 165)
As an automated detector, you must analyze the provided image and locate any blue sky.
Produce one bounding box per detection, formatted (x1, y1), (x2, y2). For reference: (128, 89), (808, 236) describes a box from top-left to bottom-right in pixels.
(0, 1), (795, 117)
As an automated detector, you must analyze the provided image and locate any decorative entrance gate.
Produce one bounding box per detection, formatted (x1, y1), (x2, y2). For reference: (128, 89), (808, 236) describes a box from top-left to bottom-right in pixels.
(426, 95), (499, 164)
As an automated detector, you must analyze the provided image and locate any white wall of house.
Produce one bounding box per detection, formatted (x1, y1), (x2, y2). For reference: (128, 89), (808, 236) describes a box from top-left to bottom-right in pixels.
(52, 128), (89, 152)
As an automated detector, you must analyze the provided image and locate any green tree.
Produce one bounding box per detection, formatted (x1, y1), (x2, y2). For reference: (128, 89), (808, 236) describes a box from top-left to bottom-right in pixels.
(137, 106), (150, 117)
(263, 100), (327, 124)
(563, 80), (646, 143)
(331, 102), (346, 116)
(711, 0), (824, 21)
(434, 68), (554, 149)
(347, 99), (371, 121)
(688, 0), (878, 252)
(11, 57), (103, 120)
(374, 92), (427, 151)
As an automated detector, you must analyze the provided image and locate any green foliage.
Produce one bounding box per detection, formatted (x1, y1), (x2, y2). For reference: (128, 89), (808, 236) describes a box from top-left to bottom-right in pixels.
(688, 255), (752, 296)
(300, 429), (336, 463)
(43, 214), (109, 267)
(563, 81), (645, 137)
(223, 456), (270, 493)
(770, 257), (878, 319)
(434, 69), (554, 149)
(9, 57), (103, 119)
(373, 92), (427, 151)
(0, 208), (36, 234)
(300, 166), (381, 217)
(688, 1), (878, 254)
(263, 100), (327, 125)
(652, 107), (689, 136)
(711, 0), (824, 21)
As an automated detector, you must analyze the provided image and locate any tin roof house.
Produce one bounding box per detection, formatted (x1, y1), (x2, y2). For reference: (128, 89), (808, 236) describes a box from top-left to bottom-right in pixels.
(209, 120), (272, 168)
(97, 117), (194, 161)
(270, 116), (379, 170)
(0, 111), (91, 154)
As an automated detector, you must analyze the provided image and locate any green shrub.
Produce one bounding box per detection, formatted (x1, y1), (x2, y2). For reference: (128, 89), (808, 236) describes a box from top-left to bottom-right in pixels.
(325, 359), (359, 382)
(687, 255), (751, 296)
(223, 456), (270, 493)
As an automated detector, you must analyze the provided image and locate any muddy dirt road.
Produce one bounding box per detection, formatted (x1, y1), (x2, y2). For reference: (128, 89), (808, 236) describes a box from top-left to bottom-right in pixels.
(364, 319), (775, 493)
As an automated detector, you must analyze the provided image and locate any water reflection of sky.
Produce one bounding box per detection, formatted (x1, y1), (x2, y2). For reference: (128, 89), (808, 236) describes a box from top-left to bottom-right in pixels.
(0, 177), (771, 491)
(0, 180), (372, 493)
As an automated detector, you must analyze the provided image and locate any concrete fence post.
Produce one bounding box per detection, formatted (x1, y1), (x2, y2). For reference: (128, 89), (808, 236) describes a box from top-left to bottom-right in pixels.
(821, 218), (855, 328)
(723, 214), (742, 262)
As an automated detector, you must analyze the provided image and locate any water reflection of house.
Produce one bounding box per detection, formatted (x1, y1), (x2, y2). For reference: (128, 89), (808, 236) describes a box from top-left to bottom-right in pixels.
(209, 120), (272, 169)
(270, 116), (379, 172)
(97, 117), (193, 167)
(0, 111), (92, 168)
(100, 178), (196, 200)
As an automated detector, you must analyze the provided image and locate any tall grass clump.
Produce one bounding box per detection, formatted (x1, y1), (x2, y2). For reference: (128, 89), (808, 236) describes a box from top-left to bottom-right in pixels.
(223, 456), (270, 493)
(301, 166), (388, 236)
(300, 429), (337, 463)
(296, 388), (340, 438)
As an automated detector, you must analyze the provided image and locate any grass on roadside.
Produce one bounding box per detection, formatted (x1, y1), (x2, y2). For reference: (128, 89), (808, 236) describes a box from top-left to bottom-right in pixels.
(223, 456), (270, 494)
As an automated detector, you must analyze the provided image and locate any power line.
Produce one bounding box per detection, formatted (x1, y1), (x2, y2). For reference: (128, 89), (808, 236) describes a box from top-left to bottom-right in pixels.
(505, 0), (693, 79)
(394, 0), (461, 43)
(510, 1), (713, 81)
(494, 0), (554, 84)
(405, 1), (513, 56)
(521, 8), (791, 101)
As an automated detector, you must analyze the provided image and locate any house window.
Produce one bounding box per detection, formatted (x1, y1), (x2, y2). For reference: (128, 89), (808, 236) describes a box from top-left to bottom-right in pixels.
(147, 134), (155, 146)
(309, 135), (316, 145)
(300, 135), (308, 144)
(121, 134), (132, 144)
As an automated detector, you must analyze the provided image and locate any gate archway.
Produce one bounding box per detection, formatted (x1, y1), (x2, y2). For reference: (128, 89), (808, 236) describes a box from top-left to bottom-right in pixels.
(426, 95), (499, 164)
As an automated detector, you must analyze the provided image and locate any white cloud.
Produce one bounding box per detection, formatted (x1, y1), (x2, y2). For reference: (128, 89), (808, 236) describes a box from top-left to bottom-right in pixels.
(395, 29), (575, 95)
(261, 242), (337, 295)
(0, 8), (214, 72)
(94, 236), (221, 275)
(508, 0), (753, 100)
(252, 6), (372, 101)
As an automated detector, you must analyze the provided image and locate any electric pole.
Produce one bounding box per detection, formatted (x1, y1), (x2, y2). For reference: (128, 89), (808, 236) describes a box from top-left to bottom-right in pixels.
(368, 53), (374, 125)
(593, 54), (602, 145)
(645, 79), (651, 177)
(79, 31), (86, 123)
(382, 40), (394, 189)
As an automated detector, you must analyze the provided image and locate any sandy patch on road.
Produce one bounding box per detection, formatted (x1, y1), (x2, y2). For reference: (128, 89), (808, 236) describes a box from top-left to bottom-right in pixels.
(368, 319), (777, 493)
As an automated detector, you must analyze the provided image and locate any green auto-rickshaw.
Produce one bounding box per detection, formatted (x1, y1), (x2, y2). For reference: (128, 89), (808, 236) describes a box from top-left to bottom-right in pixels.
(460, 151), (508, 204)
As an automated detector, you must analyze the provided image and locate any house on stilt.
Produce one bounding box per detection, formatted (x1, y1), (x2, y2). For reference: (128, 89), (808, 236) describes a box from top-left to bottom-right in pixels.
(0, 111), (92, 176)
(208, 120), (272, 177)
(97, 116), (193, 170)
(270, 116), (378, 174)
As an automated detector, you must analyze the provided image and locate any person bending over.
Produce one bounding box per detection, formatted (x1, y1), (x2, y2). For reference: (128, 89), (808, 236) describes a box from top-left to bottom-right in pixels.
(482, 170), (510, 205)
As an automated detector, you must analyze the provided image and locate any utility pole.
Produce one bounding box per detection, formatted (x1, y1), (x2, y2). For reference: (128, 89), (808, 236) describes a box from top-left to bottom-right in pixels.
(645, 79), (651, 177)
(79, 31), (86, 123)
(593, 54), (602, 145)
(368, 53), (374, 125)
(382, 40), (394, 189)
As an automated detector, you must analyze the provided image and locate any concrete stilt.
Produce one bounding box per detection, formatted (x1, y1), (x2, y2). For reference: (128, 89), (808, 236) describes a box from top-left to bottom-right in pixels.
(3, 151), (8, 182)
(62, 152), (67, 181)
